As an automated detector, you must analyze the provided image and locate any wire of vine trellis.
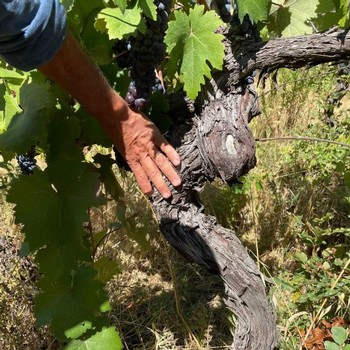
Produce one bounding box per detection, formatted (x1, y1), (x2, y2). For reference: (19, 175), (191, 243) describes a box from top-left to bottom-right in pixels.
(256, 136), (350, 149)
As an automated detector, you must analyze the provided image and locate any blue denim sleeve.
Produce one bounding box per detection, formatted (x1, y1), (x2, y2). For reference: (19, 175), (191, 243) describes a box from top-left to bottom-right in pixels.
(0, 0), (67, 71)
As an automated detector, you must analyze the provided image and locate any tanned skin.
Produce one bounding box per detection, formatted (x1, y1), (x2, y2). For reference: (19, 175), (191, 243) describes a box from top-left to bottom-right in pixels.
(38, 32), (181, 199)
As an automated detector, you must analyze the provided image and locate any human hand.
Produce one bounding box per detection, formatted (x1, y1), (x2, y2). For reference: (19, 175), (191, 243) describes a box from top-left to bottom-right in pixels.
(112, 108), (181, 199)
(36, 31), (180, 198)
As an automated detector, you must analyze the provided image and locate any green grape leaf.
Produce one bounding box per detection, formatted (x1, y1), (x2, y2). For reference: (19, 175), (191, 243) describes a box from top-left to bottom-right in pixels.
(62, 326), (123, 350)
(65, 0), (105, 36)
(331, 327), (348, 346)
(0, 67), (27, 80)
(316, 0), (336, 13)
(314, 0), (342, 31)
(338, 0), (350, 27)
(80, 10), (114, 65)
(47, 112), (82, 162)
(281, 0), (319, 37)
(324, 341), (341, 350)
(0, 83), (54, 154)
(94, 154), (125, 201)
(96, 6), (145, 40)
(46, 114), (83, 162)
(139, 0), (157, 20)
(99, 300), (112, 313)
(65, 321), (93, 340)
(165, 5), (224, 100)
(94, 256), (121, 283)
(61, 0), (75, 12)
(343, 345), (350, 350)
(77, 107), (113, 148)
(268, 0), (319, 37)
(0, 83), (4, 110)
(7, 161), (104, 251)
(35, 266), (108, 339)
(35, 244), (90, 280)
(236, 0), (271, 23)
(0, 85), (22, 134)
(70, 0), (104, 17)
(111, 0), (127, 12)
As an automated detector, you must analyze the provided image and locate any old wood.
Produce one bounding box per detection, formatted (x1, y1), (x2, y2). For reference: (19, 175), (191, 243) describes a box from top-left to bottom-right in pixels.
(226, 27), (350, 84)
(150, 28), (350, 350)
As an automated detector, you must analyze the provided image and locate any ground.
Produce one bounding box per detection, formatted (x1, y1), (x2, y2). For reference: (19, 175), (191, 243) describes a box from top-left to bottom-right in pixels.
(0, 64), (350, 349)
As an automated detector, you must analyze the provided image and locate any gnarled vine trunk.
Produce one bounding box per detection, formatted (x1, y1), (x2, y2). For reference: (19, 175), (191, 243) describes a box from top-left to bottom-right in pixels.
(150, 28), (350, 350)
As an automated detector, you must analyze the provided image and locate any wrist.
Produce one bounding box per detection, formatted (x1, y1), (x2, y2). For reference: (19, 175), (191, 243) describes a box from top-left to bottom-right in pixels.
(94, 91), (130, 128)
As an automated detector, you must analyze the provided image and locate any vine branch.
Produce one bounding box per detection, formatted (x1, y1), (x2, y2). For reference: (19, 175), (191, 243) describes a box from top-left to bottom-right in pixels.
(225, 27), (350, 84)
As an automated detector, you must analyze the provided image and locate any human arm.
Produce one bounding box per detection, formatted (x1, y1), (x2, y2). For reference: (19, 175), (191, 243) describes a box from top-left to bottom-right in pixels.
(0, 0), (181, 198)
(38, 31), (181, 198)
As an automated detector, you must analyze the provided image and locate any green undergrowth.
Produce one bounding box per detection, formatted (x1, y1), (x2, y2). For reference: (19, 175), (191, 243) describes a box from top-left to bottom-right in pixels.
(1, 64), (350, 349)
(201, 64), (350, 349)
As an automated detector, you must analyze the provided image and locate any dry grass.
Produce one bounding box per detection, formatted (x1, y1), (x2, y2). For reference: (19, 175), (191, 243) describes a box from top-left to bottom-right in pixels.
(90, 172), (234, 349)
(0, 64), (349, 349)
(0, 200), (55, 350)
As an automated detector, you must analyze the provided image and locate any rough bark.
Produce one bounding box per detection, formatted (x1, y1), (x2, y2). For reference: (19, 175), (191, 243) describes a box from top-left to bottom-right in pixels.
(150, 28), (350, 350)
(151, 85), (278, 350)
(226, 27), (350, 84)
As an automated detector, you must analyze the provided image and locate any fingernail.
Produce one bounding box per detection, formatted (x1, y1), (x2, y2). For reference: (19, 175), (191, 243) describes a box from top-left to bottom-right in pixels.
(173, 178), (181, 187)
(163, 191), (171, 199)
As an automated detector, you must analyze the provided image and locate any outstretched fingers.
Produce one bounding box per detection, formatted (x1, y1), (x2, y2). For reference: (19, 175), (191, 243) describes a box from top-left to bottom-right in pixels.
(141, 155), (172, 198)
(151, 136), (181, 188)
(129, 146), (181, 199)
(154, 133), (181, 167)
(128, 161), (154, 197)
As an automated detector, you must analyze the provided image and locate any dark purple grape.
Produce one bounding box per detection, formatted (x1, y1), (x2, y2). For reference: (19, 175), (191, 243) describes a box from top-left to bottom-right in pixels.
(125, 92), (135, 105)
(16, 153), (36, 175)
(221, 4), (231, 16)
(246, 76), (254, 85)
(144, 28), (153, 39)
(128, 84), (137, 97)
(135, 98), (146, 109)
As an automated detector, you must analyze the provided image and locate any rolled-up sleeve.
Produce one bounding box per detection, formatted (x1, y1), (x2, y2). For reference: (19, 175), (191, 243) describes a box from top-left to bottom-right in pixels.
(0, 0), (67, 71)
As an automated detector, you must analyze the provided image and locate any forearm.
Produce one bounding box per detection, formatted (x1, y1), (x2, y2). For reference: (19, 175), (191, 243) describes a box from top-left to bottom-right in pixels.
(38, 31), (129, 132)
(38, 31), (181, 198)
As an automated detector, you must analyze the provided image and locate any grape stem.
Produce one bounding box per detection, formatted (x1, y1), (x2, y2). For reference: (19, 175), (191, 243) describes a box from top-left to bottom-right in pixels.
(197, 0), (210, 11)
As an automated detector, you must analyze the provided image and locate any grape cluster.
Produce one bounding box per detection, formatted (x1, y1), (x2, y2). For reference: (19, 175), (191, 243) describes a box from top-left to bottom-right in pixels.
(113, 0), (171, 110)
(16, 153), (36, 175)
